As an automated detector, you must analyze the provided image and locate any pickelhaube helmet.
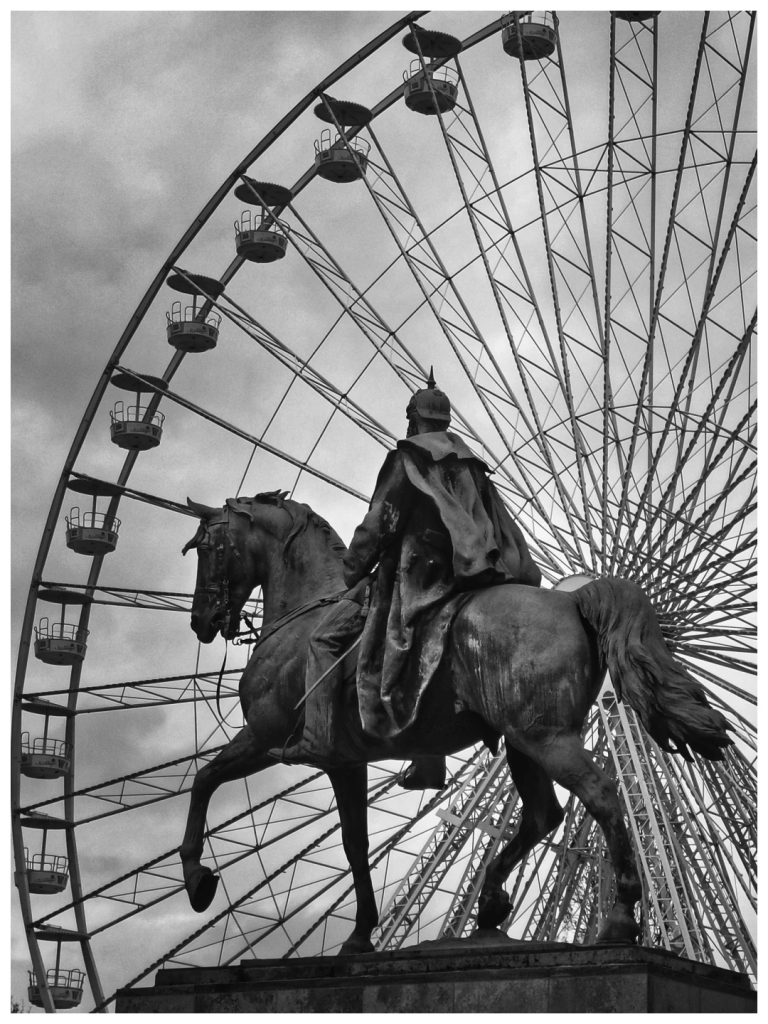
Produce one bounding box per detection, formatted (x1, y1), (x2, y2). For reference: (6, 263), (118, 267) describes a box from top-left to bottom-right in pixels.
(406, 367), (451, 424)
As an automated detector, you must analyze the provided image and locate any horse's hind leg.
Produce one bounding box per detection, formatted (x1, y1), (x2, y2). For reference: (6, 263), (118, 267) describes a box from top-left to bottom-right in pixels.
(477, 745), (565, 929)
(180, 725), (272, 913)
(326, 764), (377, 955)
(525, 732), (642, 944)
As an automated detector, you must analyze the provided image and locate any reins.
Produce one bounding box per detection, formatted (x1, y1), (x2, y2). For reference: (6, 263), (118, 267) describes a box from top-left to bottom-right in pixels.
(210, 593), (346, 720)
(213, 591), (348, 722)
(242, 591), (347, 649)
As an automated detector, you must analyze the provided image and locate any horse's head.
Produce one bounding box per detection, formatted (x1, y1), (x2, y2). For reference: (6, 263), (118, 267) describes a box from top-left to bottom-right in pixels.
(183, 491), (348, 642)
(183, 498), (258, 643)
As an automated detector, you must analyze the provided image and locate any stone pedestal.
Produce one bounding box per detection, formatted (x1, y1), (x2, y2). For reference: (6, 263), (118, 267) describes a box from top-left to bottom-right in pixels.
(116, 940), (755, 1013)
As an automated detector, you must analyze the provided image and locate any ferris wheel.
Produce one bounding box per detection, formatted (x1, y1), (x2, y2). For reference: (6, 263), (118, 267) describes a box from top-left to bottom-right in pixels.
(12, 10), (756, 1012)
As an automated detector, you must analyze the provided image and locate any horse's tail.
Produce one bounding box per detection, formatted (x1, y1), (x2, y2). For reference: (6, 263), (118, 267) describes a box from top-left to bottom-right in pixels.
(573, 577), (732, 762)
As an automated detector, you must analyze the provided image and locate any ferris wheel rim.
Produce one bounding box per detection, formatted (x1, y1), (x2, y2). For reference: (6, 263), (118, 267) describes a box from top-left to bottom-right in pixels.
(14, 10), (755, 1010)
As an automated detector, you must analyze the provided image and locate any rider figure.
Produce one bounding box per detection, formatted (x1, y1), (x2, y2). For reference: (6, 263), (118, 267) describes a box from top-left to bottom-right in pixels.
(279, 371), (542, 788)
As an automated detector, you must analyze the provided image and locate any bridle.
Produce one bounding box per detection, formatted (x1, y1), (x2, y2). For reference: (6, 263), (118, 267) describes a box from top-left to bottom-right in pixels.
(185, 504), (340, 644)
(185, 507), (242, 638)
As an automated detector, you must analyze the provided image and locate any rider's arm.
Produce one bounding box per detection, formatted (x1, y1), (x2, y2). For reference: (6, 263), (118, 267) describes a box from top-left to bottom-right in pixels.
(506, 518), (542, 587)
(343, 452), (413, 588)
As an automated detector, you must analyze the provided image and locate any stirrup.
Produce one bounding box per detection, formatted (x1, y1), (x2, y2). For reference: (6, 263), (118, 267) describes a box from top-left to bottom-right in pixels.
(268, 741), (334, 768)
(398, 758), (446, 791)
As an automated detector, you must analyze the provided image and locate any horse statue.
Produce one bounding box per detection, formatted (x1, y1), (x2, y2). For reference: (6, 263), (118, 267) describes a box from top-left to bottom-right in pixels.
(179, 490), (731, 954)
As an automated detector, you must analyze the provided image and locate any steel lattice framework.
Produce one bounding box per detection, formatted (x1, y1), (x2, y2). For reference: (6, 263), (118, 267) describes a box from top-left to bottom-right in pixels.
(13, 11), (755, 1012)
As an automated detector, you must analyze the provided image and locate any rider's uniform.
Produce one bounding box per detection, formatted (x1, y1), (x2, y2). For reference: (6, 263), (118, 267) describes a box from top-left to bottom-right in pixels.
(281, 393), (541, 767)
(343, 431), (541, 740)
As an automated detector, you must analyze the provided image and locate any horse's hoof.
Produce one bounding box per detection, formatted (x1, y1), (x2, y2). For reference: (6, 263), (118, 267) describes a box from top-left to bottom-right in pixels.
(187, 866), (219, 913)
(477, 887), (512, 930)
(338, 934), (375, 956)
(596, 908), (640, 945)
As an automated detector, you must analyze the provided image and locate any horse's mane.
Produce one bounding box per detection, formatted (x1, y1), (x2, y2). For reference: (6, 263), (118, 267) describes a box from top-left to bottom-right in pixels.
(228, 490), (348, 563)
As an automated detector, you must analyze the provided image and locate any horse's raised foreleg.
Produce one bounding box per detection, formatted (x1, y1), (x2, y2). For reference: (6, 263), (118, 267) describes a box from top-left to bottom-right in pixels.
(526, 732), (642, 944)
(180, 725), (271, 913)
(326, 764), (377, 955)
(477, 745), (565, 929)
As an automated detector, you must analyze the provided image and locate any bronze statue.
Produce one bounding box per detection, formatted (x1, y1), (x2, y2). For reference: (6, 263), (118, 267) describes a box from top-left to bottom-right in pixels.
(276, 372), (541, 789)
(179, 462), (731, 954)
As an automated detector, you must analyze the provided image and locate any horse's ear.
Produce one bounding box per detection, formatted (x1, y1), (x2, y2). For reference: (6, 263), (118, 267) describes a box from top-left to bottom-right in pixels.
(181, 523), (205, 556)
(187, 497), (219, 520)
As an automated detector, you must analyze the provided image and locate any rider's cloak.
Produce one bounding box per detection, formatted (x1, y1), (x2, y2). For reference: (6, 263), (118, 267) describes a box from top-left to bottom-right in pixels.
(343, 431), (541, 740)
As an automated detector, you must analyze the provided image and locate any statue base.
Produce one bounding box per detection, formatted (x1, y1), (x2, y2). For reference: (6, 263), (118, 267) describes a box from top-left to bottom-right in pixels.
(116, 936), (755, 1013)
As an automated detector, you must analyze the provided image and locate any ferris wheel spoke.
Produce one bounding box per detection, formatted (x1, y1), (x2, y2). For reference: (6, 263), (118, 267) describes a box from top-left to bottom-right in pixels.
(22, 668), (245, 717)
(600, 697), (704, 959)
(113, 771), (394, 977)
(95, 770), (335, 936)
(519, 798), (592, 941)
(677, 646), (755, 679)
(662, 762), (756, 968)
(283, 173), (587, 570)
(208, 279), (397, 451)
(362, 122), (555, 457)
(625, 343), (753, 584)
(699, 752), (757, 853)
(284, 768), (471, 958)
(682, 601), (756, 636)
(657, 509), (755, 607)
(407, 50), (602, 566)
(115, 368), (368, 501)
(36, 580), (203, 614)
(92, 812), (344, 1010)
(651, 756), (755, 972)
(513, 32), (614, 570)
(617, 183), (756, 580)
(636, 455), (755, 594)
(374, 749), (508, 947)
(610, 14), (709, 574)
(20, 744), (226, 820)
(79, 765), (387, 985)
(355, 131), (594, 566)
(685, 662), (755, 716)
(160, 266), (398, 451)
(674, 645), (755, 692)
(667, 480), (756, 591)
(284, 187), (540, 490)
(639, 405), (755, 572)
(605, 14), (659, 564)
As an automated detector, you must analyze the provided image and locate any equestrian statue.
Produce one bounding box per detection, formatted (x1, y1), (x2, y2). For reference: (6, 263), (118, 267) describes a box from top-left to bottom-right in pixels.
(179, 373), (731, 955)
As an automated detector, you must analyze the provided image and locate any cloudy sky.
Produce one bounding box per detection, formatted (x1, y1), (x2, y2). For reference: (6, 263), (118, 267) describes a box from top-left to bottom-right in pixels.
(12, 6), (756, 1011)
(14, 9), (515, 1007)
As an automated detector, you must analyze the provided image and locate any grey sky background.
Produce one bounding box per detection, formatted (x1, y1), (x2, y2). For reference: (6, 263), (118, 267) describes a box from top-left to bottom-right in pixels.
(12, 9), (413, 624)
(14, 10), (505, 1006)
(13, 10), (423, 1006)
(11, 7), (755, 1010)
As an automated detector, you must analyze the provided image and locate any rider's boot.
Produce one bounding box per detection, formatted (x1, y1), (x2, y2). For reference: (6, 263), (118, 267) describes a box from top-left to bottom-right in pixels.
(271, 598), (363, 767)
(270, 657), (339, 766)
(398, 755), (447, 790)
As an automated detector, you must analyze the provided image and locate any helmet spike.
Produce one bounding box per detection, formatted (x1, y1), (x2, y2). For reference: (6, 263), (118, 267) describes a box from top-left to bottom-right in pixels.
(405, 370), (451, 425)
